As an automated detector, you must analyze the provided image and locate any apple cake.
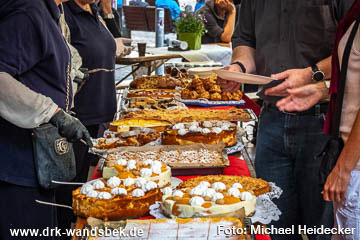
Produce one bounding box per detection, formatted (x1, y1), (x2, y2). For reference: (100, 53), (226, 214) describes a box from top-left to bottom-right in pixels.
(162, 121), (237, 147)
(122, 108), (252, 123)
(161, 175), (270, 218)
(72, 178), (162, 220)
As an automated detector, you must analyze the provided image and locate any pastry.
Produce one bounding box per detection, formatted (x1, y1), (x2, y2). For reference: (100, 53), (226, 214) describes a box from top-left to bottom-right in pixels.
(127, 89), (179, 99)
(122, 108), (253, 123)
(198, 91), (210, 99)
(105, 144), (227, 168)
(209, 84), (222, 93)
(189, 90), (199, 99)
(181, 89), (191, 99)
(72, 178), (162, 220)
(210, 92), (222, 101)
(130, 75), (188, 89)
(161, 175), (270, 219)
(109, 119), (172, 132)
(104, 158), (171, 188)
(221, 92), (233, 101)
(162, 121), (237, 147)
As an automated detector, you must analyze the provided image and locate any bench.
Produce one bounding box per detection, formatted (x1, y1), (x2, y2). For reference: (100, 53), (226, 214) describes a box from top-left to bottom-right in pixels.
(122, 5), (175, 33)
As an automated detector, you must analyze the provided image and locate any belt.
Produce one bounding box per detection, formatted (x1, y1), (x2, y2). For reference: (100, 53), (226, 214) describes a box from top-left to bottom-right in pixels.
(263, 101), (328, 116)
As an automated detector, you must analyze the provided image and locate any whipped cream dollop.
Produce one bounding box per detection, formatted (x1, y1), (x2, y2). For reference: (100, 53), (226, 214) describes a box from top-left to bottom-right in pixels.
(151, 160), (162, 168)
(107, 176), (121, 188)
(173, 123), (185, 130)
(172, 190), (184, 198)
(142, 181), (158, 192)
(135, 178), (147, 188)
(212, 182), (226, 191)
(92, 180), (105, 190)
(111, 187), (127, 196)
(212, 192), (224, 202)
(189, 196), (205, 206)
(80, 184), (94, 195)
(203, 121), (213, 128)
(212, 127), (223, 134)
(97, 192), (112, 200)
(232, 183), (243, 189)
(123, 177), (135, 187)
(201, 128), (211, 134)
(86, 190), (98, 198)
(143, 159), (153, 166)
(190, 122), (199, 127)
(132, 189), (145, 197)
(151, 165), (162, 175)
(228, 187), (241, 198)
(202, 188), (216, 198)
(140, 168), (152, 177)
(199, 181), (211, 188)
(127, 160), (137, 170)
(240, 192), (253, 201)
(161, 187), (173, 196)
(189, 125), (198, 132)
(190, 186), (207, 196)
(178, 129), (188, 135)
(116, 159), (127, 166)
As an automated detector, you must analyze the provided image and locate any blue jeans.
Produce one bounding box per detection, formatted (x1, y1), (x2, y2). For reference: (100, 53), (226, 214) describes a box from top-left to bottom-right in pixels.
(255, 106), (333, 240)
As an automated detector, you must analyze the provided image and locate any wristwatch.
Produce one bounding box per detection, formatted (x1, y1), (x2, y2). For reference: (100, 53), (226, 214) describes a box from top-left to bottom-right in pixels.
(231, 61), (246, 73)
(311, 64), (325, 82)
(103, 13), (115, 19)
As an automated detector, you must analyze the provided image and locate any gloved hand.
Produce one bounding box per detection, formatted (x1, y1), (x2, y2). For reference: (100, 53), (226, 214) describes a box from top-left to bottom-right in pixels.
(49, 109), (93, 147)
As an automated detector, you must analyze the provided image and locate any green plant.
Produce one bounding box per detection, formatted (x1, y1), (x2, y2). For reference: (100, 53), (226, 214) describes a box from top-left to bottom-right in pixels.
(175, 13), (206, 36)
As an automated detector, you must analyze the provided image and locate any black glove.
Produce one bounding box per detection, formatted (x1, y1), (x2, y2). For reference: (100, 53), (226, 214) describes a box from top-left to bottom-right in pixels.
(49, 110), (93, 147)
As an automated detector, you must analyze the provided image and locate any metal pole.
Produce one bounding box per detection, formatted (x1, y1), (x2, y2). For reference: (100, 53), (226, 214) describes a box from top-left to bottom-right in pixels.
(155, 8), (165, 75)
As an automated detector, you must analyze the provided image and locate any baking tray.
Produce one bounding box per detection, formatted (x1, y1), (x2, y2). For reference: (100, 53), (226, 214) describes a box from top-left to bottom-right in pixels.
(102, 143), (229, 176)
(177, 97), (245, 107)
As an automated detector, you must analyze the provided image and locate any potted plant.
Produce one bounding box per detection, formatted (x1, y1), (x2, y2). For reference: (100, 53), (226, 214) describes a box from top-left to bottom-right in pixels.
(175, 13), (206, 50)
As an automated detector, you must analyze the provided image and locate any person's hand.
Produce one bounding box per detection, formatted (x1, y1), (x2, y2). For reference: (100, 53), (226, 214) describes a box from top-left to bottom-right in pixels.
(322, 163), (351, 202)
(49, 109), (93, 147)
(115, 38), (132, 57)
(100, 0), (112, 15)
(276, 82), (327, 112)
(265, 67), (313, 97)
(218, 0), (235, 13)
(216, 64), (242, 93)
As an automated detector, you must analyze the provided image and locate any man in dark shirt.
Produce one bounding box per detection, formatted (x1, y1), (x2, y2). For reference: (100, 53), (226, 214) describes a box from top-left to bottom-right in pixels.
(198, 0), (240, 44)
(218, 1), (354, 240)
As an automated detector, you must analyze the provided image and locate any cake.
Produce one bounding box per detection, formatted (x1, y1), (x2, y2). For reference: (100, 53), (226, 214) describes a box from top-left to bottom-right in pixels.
(161, 175), (270, 218)
(89, 218), (245, 240)
(109, 119), (171, 132)
(129, 75), (189, 89)
(105, 144), (228, 168)
(126, 89), (180, 99)
(122, 108), (253, 123)
(162, 121), (238, 147)
(72, 178), (162, 220)
(93, 131), (160, 149)
(104, 158), (171, 188)
(127, 97), (187, 111)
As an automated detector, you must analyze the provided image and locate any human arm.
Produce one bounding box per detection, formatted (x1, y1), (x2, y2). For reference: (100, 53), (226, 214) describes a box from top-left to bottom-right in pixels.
(265, 56), (332, 97)
(219, 0), (236, 43)
(275, 81), (329, 112)
(323, 108), (360, 202)
(100, 0), (122, 38)
(0, 72), (58, 129)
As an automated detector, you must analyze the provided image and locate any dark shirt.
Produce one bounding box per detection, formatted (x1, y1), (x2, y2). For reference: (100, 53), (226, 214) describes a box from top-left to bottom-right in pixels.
(64, 1), (117, 126)
(232, 0), (354, 95)
(99, 7), (122, 38)
(0, 0), (71, 187)
(199, 0), (241, 44)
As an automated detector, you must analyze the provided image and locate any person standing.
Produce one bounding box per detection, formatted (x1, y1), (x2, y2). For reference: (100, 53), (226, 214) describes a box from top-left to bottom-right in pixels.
(0, 0), (92, 239)
(218, 1), (354, 239)
(198, 0), (240, 44)
(55, 0), (120, 235)
(155, 0), (181, 20)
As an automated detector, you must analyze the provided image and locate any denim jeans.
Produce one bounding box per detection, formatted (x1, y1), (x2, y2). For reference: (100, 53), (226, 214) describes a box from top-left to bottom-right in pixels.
(255, 106), (334, 240)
